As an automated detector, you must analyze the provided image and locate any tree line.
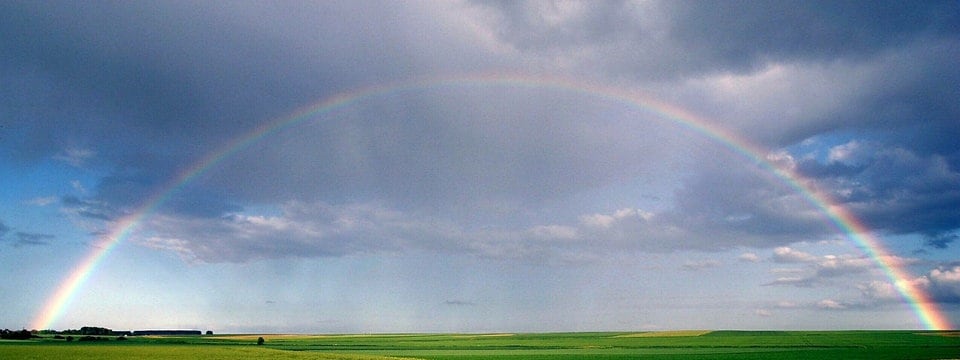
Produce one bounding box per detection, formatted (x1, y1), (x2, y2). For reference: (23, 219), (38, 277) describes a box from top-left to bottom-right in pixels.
(0, 329), (36, 340)
(2, 326), (214, 341)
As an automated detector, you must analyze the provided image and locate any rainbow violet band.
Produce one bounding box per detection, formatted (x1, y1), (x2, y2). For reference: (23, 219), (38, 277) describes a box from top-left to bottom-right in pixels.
(30, 73), (952, 331)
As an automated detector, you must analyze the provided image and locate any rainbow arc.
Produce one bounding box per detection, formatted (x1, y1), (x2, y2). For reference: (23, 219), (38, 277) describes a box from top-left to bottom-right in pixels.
(31, 73), (952, 331)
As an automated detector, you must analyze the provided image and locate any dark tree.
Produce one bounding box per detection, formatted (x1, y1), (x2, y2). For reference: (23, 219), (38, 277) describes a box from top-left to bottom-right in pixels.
(0, 329), (34, 340)
(206, 330), (213, 335)
(257, 336), (265, 345)
(80, 326), (111, 335)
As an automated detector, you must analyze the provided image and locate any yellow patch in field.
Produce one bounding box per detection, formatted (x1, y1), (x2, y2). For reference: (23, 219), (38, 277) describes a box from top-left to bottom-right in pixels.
(208, 334), (317, 340)
(613, 330), (712, 338)
(209, 333), (427, 341)
(449, 333), (516, 338)
(916, 331), (960, 337)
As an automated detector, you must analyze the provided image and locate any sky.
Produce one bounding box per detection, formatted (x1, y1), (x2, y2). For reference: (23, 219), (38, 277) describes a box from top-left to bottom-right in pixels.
(1, 1), (959, 333)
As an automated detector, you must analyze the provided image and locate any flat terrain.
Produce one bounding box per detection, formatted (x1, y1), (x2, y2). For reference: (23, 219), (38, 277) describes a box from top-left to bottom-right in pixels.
(1, 331), (958, 359)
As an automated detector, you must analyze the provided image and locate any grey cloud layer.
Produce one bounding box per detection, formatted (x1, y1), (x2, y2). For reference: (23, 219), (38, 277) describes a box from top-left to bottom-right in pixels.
(475, 0), (959, 78)
(3, 1), (958, 264)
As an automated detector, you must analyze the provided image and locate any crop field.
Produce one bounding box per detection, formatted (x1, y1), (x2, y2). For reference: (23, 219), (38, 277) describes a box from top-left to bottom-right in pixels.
(1, 331), (958, 359)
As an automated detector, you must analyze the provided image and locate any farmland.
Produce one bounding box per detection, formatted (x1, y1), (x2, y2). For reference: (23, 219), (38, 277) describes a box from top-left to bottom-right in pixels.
(1, 331), (958, 359)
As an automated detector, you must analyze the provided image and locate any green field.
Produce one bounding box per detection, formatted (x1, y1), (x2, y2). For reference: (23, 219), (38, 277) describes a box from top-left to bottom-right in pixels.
(2, 331), (958, 359)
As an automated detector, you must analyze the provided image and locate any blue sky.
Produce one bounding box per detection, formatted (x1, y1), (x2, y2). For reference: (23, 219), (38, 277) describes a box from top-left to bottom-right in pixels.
(2, 1), (959, 333)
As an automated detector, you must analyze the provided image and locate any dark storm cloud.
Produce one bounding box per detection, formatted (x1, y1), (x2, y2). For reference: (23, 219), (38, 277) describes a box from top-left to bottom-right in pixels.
(925, 234), (958, 250)
(474, 0), (642, 51)
(474, 0), (959, 79)
(795, 143), (960, 248)
(775, 40), (960, 147)
(668, 0), (960, 72)
(0, 1), (500, 217)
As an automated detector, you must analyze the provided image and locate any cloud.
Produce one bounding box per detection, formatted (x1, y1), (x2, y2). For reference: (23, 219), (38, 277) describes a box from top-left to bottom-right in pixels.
(926, 265), (960, 303)
(814, 255), (878, 278)
(845, 265), (960, 305)
(798, 145), (960, 247)
(53, 147), (95, 167)
(13, 232), (54, 246)
(763, 276), (814, 288)
(471, 0), (960, 80)
(857, 281), (902, 302)
(765, 245), (921, 289)
(852, 265), (960, 306)
(0, 221), (53, 247)
(136, 201), (602, 263)
(26, 196), (58, 206)
(0, 220), (9, 238)
(61, 196), (115, 221)
(827, 141), (866, 165)
(140, 202), (406, 263)
(469, 0), (644, 53)
(775, 301), (799, 309)
(738, 252), (761, 263)
(115, 180), (842, 264)
(924, 233), (958, 250)
(772, 247), (817, 263)
(681, 259), (722, 271)
(132, 197), (830, 264)
(816, 299), (848, 310)
(667, 1), (959, 72)
(4, 1), (959, 268)
(443, 300), (477, 307)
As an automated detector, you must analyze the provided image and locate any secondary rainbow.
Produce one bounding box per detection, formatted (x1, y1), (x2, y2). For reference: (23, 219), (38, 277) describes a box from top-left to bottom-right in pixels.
(31, 73), (952, 331)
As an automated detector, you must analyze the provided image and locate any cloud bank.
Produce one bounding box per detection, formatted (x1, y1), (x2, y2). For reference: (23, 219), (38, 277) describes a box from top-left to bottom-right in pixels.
(2, 0), (958, 264)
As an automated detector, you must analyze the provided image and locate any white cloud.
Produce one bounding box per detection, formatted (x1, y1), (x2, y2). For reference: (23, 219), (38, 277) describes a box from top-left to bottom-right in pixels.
(579, 208), (652, 229)
(814, 255), (873, 276)
(827, 140), (864, 165)
(772, 247), (817, 263)
(930, 266), (960, 283)
(857, 280), (900, 301)
(815, 254), (918, 278)
(817, 299), (847, 310)
(765, 245), (921, 289)
(54, 147), (95, 167)
(71, 180), (87, 195)
(927, 266), (960, 302)
(776, 301), (799, 309)
(139, 202), (416, 263)
(738, 252), (760, 262)
(26, 196), (57, 206)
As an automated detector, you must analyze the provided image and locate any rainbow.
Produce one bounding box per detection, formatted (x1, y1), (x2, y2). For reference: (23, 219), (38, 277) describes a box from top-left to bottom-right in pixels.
(30, 73), (952, 331)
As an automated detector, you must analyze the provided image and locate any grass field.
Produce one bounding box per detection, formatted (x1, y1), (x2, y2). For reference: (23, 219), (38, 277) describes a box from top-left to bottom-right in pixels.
(1, 331), (958, 359)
